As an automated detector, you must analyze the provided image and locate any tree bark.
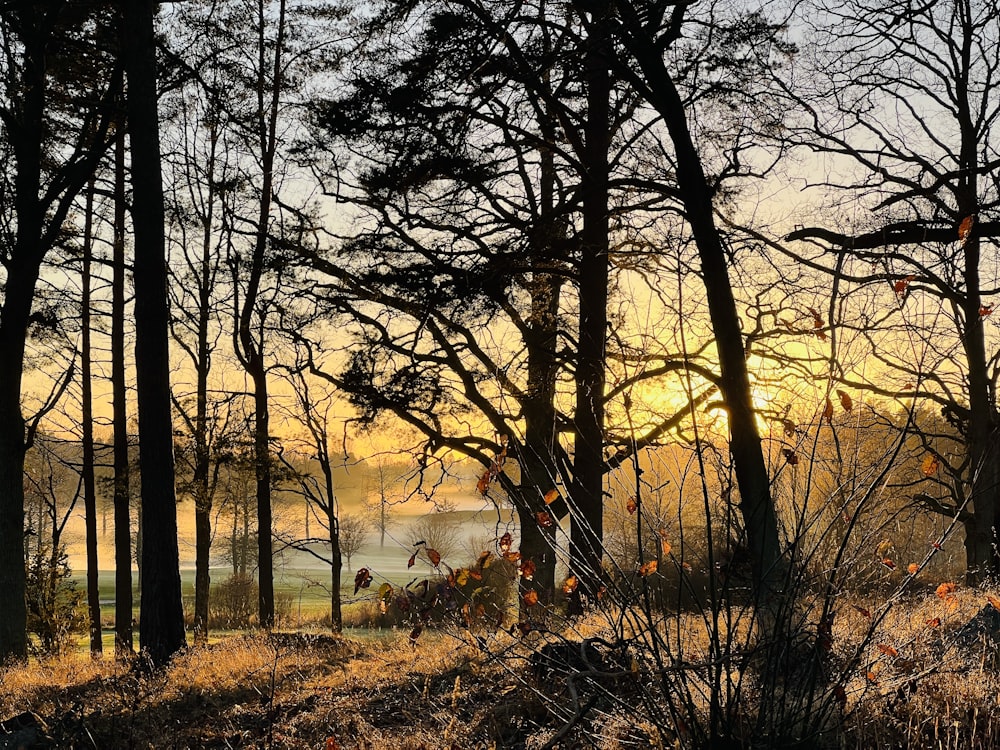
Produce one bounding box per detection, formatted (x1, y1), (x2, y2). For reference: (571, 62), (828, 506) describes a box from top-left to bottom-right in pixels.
(569, 11), (612, 599)
(81, 179), (103, 656)
(123, 0), (186, 666)
(112, 111), (134, 657)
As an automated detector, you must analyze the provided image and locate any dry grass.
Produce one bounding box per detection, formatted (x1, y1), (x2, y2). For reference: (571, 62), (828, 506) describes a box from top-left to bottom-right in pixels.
(2, 588), (1000, 749)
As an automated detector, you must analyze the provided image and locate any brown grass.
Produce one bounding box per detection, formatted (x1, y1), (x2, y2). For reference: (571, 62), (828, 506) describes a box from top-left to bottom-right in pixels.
(2, 588), (1000, 749)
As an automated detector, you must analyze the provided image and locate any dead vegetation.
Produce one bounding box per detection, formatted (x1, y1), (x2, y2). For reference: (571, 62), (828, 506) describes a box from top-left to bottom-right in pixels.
(2, 587), (1000, 750)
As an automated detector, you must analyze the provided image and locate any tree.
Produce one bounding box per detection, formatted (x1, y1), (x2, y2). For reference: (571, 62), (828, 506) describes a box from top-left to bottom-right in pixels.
(304, 0), (706, 610)
(338, 513), (370, 573)
(0, 0), (119, 661)
(593, 0), (794, 627)
(122, 0), (186, 665)
(781, 0), (1000, 582)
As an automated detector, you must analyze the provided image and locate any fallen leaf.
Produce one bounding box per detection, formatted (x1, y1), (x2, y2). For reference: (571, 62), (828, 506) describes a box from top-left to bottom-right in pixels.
(907, 563), (919, 575)
(936, 582), (958, 600)
(877, 644), (898, 657)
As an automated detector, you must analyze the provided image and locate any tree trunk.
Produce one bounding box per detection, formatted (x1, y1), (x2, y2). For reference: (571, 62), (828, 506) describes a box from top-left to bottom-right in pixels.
(569, 12), (611, 599)
(617, 26), (784, 624)
(123, 0), (186, 666)
(112, 113), (134, 657)
(329, 511), (343, 633)
(0, 15), (48, 661)
(81, 178), (103, 656)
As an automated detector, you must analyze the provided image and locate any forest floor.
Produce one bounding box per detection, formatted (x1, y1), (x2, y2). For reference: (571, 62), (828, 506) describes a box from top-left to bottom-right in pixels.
(4, 589), (1000, 749)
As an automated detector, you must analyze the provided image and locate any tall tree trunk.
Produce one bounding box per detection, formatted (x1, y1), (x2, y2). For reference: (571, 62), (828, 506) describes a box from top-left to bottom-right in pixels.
(614, 20), (784, 624)
(233, 0), (288, 630)
(569, 12), (611, 600)
(329, 510), (343, 633)
(81, 178), (103, 656)
(191, 121), (220, 644)
(123, 0), (186, 666)
(112, 113), (134, 657)
(0, 14), (48, 661)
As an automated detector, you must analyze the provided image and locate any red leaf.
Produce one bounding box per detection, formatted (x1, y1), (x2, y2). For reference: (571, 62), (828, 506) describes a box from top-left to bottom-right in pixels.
(536, 511), (554, 528)
(427, 548), (441, 566)
(877, 644), (898, 657)
(980, 305), (994, 318)
(353, 568), (372, 595)
(407, 553), (417, 569)
(326, 738), (341, 750)
(852, 605), (872, 618)
(626, 497), (638, 514)
(881, 558), (896, 569)
(894, 275), (915, 297)
(498, 532), (513, 555)
(520, 559), (536, 580)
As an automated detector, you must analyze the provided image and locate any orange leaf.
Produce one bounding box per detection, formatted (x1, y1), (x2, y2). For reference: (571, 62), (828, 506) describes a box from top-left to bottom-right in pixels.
(866, 671), (878, 684)
(881, 558), (896, 569)
(502, 551), (521, 563)
(822, 397), (834, 424)
(907, 563), (919, 575)
(536, 511), (554, 528)
(958, 214), (975, 241)
(638, 560), (658, 576)
(326, 738), (341, 750)
(681, 562), (692, 572)
(877, 644), (898, 657)
(925, 617), (941, 628)
(626, 497), (638, 514)
(407, 552), (417, 569)
(661, 539), (672, 556)
(523, 590), (539, 606)
(852, 605), (872, 618)
(476, 470), (491, 495)
(837, 389), (853, 412)
(543, 488), (559, 505)
(921, 454), (940, 477)
(936, 582), (957, 600)
(427, 548), (441, 566)
(520, 559), (536, 580)
(988, 594), (1000, 612)
(563, 575), (578, 594)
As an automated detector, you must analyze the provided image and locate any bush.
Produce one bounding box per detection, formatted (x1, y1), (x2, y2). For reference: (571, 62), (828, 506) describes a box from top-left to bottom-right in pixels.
(211, 574), (258, 629)
(25, 544), (85, 656)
